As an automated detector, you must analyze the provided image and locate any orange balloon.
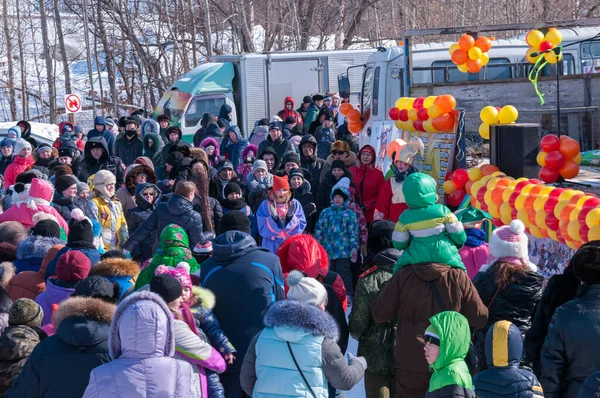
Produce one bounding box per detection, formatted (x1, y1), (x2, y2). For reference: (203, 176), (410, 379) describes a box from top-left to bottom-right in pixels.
(480, 164), (500, 176)
(434, 95), (457, 113)
(491, 187), (504, 205)
(339, 103), (353, 116)
(559, 135), (571, 142)
(347, 108), (361, 123)
(559, 138), (581, 159)
(459, 34), (475, 51)
(467, 58), (482, 73)
(475, 36), (492, 52)
(348, 121), (362, 134)
(560, 160), (580, 179)
(451, 49), (468, 65)
(568, 193), (586, 205)
(561, 204), (578, 220)
(432, 113), (456, 132)
(408, 108), (419, 121)
(465, 180), (474, 195)
(524, 194), (538, 211)
(528, 185), (545, 196)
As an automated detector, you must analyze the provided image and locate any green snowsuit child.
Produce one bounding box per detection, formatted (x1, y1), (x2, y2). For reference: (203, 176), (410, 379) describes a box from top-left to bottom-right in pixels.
(424, 311), (475, 397)
(392, 172), (466, 273)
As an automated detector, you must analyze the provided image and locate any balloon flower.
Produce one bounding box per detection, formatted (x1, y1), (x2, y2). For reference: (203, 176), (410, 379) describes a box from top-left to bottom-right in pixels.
(537, 134), (581, 183)
(339, 102), (363, 134)
(388, 95), (457, 133)
(449, 34), (493, 74)
(478, 105), (519, 139)
(525, 28), (563, 105)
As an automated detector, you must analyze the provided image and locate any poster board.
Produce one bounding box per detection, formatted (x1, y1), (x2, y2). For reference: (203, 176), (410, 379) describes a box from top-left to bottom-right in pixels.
(370, 121), (406, 173)
(410, 130), (458, 197)
(528, 234), (574, 282)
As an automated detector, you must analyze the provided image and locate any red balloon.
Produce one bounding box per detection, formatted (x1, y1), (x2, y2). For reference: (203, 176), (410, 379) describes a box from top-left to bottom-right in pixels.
(445, 171), (455, 181)
(545, 213), (560, 232)
(417, 108), (429, 121)
(492, 219), (505, 227)
(580, 225), (591, 242)
(579, 207), (593, 226)
(545, 150), (565, 171)
(544, 197), (559, 214)
(447, 189), (466, 207)
(539, 166), (560, 183)
(514, 181), (532, 193)
(477, 186), (487, 204)
(548, 188), (565, 200)
(413, 97), (425, 109)
(509, 191), (519, 208)
(452, 169), (470, 189)
(529, 179), (543, 185)
(389, 108), (400, 120)
(540, 134), (560, 152)
(539, 40), (554, 52)
(398, 109), (409, 122)
(413, 120), (425, 132)
(583, 198), (600, 209)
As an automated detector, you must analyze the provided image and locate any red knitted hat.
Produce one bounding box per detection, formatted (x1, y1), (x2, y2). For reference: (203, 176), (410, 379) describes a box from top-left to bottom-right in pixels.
(272, 175), (290, 191)
(56, 250), (92, 282)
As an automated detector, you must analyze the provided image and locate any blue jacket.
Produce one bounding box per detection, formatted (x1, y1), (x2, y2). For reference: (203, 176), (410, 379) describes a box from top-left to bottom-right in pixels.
(45, 246), (101, 280)
(7, 297), (113, 398)
(256, 198), (307, 254)
(474, 321), (544, 398)
(580, 371), (600, 398)
(220, 198), (258, 239)
(200, 231), (284, 375)
(14, 235), (63, 274)
(87, 116), (115, 156)
(224, 126), (248, 170)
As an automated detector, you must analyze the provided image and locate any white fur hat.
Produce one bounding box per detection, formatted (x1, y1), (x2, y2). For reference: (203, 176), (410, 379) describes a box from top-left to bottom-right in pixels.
(286, 270), (327, 307)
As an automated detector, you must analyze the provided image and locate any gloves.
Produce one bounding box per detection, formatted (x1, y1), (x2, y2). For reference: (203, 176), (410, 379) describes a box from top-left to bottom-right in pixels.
(348, 352), (367, 370)
(351, 248), (358, 263)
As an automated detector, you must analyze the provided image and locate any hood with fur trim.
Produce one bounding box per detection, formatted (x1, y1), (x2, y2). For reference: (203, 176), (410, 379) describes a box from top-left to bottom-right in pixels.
(53, 296), (116, 329)
(326, 150), (357, 168)
(90, 258), (140, 278)
(16, 236), (63, 261)
(191, 286), (216, 310)
(241, 144), (258, 160)
(263, 299), (339, 342)
(141, 119), (159, 138)
(200, 137), (220, 159)
(124, 164), (157, 195)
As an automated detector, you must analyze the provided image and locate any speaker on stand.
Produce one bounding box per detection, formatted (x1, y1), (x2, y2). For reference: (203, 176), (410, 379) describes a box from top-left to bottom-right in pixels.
(490, 124), (541, 179)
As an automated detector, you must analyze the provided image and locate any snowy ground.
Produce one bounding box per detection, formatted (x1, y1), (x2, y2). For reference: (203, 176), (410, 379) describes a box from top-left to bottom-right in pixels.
(344, 307), (365, 398)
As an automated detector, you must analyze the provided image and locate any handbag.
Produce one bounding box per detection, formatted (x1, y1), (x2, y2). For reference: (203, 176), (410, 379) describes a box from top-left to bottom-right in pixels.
(287, 342), (318, 398)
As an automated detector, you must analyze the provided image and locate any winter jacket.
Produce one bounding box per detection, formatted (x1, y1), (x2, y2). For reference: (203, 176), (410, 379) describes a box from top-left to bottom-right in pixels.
(6, 245), (64, 302)
(87, 194), (128, 251)
(258, 134), (294, 162)
(256, 197), (307, 253)
(314, 186), (359, 260)
(291, 180), (317, 233)
(87, 116), (116, 156)
(299, 135), (326, 198)
(52, 192), (78, 223)
(200, 231), (284, 376)
(115, 135), (143, 167)
(525, 265), (580, 377)
(315, 125), (338, 160)
(459, 228), (491, 279)
(124, 193), (211, 254)
(17, 120), (38, 149)
(199, 137), (221, 168)
(0, 324), (45, 396)
(0, 178), (69, 232)
(425, 311), (475, 398)
(316, 168), (354, 213)
(236, 144), (258, 181)
(77, 137), (124, 186)
(220, 199), (258, 238)
(541, 284), (600, 398)
(218, 104), (232, 128)
(223, 126), (248, 170)
(348, 248), (400, 376)
(474, 320), (545, 398)
(474, 262), (544, 334)
(348, 149), (385, 223)
(193, 113), (218, 147)
(336, 123), (360, 155)
(115, 164), (158, 215)
(31, 158), (57, 179)
(372, 262), (488, 395)
(3, 155), (34, 189)
(392, 173), (467, 272)
(0, 289), (8, 337)
(134, 224), (200, 289)
(143, 132), (163, 167)
(0, 155), (14, 176)
(89, 258), (140, 299)
(45, 247), (101, 280)
(374, 177), (409, 222)
(190, 287), (236, 357)
(125, 183), (161, 261)
(249, 125), (269, 148)
(277, 96), (304, 124)
(7, 297), (115, 398)
(209, 174), (243, 201)
(580, 371), (600, 398)
(319, 151), (358, 184)
(35, 279), (76, 326)
(331, 177), (367, 245)
(304, 103), (321, 131)
(82, 292), (202, 398)
(240, 300), (365, 397)
(14, 235), (63, 274)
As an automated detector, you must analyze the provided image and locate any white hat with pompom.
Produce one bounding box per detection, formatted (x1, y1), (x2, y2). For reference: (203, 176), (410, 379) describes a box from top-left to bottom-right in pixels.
(489, 220), (530, 264)
(286, 270), (327, 307)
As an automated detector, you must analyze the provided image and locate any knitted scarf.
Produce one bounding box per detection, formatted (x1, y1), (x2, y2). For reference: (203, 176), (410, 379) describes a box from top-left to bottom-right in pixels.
(464, 228), (487, 248)
(394, 165), (417, 183)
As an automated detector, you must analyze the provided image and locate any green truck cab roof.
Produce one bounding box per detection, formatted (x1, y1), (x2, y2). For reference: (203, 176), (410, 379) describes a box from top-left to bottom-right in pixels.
(170, 62), (234, 94)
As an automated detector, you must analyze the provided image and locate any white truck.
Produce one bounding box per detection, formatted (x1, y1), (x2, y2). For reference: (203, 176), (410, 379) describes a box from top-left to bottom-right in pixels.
(152, 49), (376, 141)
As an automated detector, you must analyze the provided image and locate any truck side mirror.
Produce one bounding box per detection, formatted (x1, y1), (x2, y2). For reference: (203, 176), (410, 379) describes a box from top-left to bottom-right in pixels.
(338, 73), (350, 99)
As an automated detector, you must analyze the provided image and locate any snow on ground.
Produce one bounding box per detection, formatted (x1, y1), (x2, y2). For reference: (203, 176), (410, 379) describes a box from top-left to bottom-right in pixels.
(345, 306), (365, 398)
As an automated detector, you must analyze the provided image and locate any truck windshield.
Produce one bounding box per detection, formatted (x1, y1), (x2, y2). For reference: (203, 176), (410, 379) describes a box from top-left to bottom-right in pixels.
(185, 96), (226, 128)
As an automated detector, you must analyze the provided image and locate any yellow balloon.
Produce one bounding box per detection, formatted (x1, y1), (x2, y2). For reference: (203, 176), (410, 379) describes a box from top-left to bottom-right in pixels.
(540, 186), (555, 196)
(500, 202), (513, 220)
(487, 203), (499, 219)
(558, 190), (582, 203)
(526, 30), (545, 48)
(395, 97), (405, 109)
(568, 219), (582, 241)
(515, 194), (528, 211)
(526, 47), (542, 64)
(491, 172), (507, 177)
(456, 63), (468, 73)
(545, 51), (563, 64)
(529, 225), (543, 239)
(547, 229), (558, 241)
(480, 52), (490, 66)
(574, 153), (582, 165)
(533, 195), (548, 212)
(589, 225), (600, 240)
(502, 187), (515, 203)
(586, 208), (600, 229)
(468, 47), (483, 60)
(517, 208), (531, 227)
(423, 119), (436, 133)
(577, 196), (596, 208)
(484, 189), (494, 207)
(566, 240), (581, 250)
(554, 199), (570, 219)
(570, 208), (580, 222)
(471, 181), (484, 197)
(428, 104), (441, 119)
(443, 180), (457, 194)
(394, 120), (403, 129)
(535, 209), (547, 229)
(521, 184), (536, 195)
(423, 96), (436, 108)
(480, 106), (499, 125)
(498, 105), (519, 124)
(479, 123), (490, 139)
(545, 29), (563, 46)
(408, 108), (419, 121)
(537, 151), (547, 167)
(405, 98), (415, 109)
(469, 168), (482, 182)
(448, 43), (460, 56)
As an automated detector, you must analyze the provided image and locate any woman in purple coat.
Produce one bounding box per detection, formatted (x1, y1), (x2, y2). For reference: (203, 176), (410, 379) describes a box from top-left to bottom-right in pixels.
(256, 175), (306, 254)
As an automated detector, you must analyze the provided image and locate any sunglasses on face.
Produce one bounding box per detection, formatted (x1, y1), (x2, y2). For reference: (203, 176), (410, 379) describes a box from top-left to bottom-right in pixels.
(142, 192), (155, 197)
(332, 151), (346, 155)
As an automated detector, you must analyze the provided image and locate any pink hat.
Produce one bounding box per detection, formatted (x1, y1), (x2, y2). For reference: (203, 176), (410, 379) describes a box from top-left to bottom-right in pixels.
(488, 220), (529, 267)
(155, 262), (192, 289)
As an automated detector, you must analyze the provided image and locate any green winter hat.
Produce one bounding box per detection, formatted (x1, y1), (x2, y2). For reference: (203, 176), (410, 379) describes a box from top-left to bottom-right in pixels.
(424, 324), (441, 346)
(455, 207), (492, 227)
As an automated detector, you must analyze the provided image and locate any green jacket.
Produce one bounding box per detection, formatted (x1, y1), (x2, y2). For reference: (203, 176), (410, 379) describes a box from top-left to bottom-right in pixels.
(427, 311), (475, 398)
(392, 173), (466, 272)
(348, 248), (400, 376)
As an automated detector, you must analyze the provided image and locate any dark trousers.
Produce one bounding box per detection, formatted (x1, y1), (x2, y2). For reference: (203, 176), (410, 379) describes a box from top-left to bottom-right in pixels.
(331, 257), (353, 296)
(395, 370), (430, 398)
(365, 373), (397, 398)
(220, 372), (250, 398)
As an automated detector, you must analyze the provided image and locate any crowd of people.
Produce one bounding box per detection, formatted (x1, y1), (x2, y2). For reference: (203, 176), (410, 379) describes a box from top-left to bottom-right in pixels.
(0, 94), (598, 398)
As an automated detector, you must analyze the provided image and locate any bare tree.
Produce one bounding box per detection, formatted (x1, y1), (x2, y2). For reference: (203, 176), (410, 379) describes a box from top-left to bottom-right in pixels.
(38, 0), (57, 123)
(54, 0), (72, 94)
(2, 0), (17, 119)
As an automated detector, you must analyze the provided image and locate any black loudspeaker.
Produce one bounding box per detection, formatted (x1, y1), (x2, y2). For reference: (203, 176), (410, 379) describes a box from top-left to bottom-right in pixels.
(490, 124), (541, 179)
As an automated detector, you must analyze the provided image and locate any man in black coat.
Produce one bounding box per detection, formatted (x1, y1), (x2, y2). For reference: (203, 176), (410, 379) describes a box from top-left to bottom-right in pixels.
(257, 123), (294, 162)
(299, 134), (325, 200)
(16, 120), (38, 149)
(77, 137), (124, 186)
(115, 119), (143, 167)
(200, 212), (284, 398)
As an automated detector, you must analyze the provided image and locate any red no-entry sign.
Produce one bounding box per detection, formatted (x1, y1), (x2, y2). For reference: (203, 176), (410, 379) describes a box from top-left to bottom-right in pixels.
(65, 94), (82, 113)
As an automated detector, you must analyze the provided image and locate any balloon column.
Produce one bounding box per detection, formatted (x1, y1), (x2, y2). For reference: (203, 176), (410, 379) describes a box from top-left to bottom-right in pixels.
(463, 163), (600, 250)
(388, 95), (457, 133)
(478, 105), (519, 139)
(339, 103), (363, 134)
(525, 28), (563, 105)
(537, 134), (582, 183)
(449, 34), (493, 74)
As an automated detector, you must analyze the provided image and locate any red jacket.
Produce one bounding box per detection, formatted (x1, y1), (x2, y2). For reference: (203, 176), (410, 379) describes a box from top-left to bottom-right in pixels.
(4, 155), (35, 188)
(349, 160), (385, 223)
(277, 96), (303, 124)
(374, 178), (409, 223)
